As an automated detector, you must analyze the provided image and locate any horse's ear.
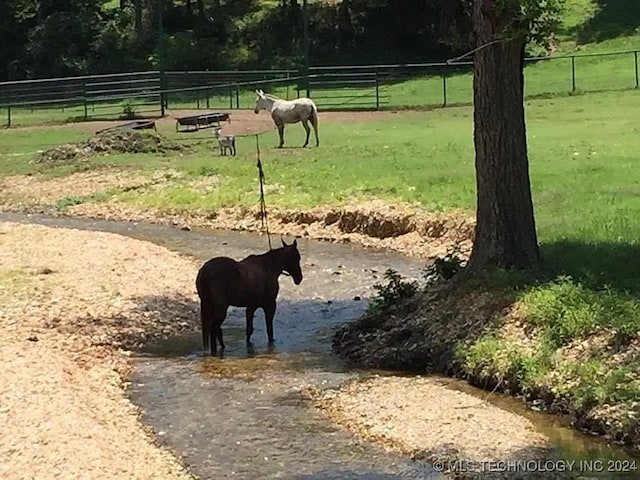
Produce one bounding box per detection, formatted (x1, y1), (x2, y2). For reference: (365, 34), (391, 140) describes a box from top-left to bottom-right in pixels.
(281, 238), (287, 247)
(293, 238), (297, 248)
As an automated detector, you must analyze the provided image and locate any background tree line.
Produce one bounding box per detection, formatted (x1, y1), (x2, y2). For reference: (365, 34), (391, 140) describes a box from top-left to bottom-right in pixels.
(0, 0), (472, 81)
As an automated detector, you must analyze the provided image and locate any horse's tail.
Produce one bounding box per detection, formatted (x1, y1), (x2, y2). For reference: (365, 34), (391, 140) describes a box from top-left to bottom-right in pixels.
(310, 102), (319, 146)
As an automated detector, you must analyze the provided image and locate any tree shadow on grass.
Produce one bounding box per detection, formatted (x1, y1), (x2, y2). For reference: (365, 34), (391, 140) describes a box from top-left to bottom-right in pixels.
(540, 239), (640, 297)
(575, 0), (640, 44)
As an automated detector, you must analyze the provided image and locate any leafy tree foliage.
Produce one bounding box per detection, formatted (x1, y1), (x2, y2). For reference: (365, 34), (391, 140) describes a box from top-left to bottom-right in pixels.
(1, 0), (478, 80)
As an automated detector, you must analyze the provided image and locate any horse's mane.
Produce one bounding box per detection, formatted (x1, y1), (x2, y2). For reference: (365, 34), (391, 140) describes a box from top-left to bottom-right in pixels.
(242, 245), (286, 262)
(264, 93), (280, 101)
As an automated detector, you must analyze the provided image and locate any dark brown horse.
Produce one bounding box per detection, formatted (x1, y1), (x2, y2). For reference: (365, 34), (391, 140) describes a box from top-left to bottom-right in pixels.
(195, 239), (304, 355)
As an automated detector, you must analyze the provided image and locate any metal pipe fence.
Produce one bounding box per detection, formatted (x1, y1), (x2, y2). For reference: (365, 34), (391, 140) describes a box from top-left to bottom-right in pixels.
(1, 49), (638, 127)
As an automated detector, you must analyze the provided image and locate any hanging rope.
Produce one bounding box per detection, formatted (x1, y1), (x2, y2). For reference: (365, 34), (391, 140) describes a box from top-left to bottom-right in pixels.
(446, 37), (510, 64)
(255, 134), (272, 250)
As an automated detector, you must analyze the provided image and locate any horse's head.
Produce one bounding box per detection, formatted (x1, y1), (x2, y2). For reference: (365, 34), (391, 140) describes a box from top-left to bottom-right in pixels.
(280, 238), (303, 285)
(254, 89), (269, 114)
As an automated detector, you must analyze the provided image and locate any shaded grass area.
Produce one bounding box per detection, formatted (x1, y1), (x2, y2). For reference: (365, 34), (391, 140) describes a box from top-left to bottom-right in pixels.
(575, 0), (640, 44)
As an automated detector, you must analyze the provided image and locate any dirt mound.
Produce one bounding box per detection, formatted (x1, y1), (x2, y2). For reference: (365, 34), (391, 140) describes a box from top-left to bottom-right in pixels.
(34, 130), (185, 165)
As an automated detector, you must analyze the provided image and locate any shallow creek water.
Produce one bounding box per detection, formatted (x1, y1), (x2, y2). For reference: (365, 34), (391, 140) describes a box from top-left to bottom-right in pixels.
(2, 212), (638, 480)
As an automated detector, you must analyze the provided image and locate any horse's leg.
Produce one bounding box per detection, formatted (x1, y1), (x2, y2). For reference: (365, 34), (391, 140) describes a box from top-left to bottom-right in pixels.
(263, 300), (277, 344)
(211, 303), (228, 355)
(216, 322), (225, 353)
(245, 306), (256, 344)
(277, 125), (285, 148)
(301, 119), (311, 148)
(311, 112), (319, 147)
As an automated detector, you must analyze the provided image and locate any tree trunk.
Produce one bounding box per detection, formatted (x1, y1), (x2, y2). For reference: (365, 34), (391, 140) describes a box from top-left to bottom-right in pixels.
(466, 0), (540, 272)
(186, 0), (192, 16)
(134, 0), (142, 33)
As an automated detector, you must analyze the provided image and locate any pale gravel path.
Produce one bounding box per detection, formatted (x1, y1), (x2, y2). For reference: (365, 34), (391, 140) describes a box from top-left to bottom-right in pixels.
(0, 221), (198, 480)
(313, 376), (553, 476)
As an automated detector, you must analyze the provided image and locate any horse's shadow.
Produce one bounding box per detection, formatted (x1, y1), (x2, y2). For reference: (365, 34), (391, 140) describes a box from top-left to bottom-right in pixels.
(272, 145), (318, 150)
(123, 291), (368, 371)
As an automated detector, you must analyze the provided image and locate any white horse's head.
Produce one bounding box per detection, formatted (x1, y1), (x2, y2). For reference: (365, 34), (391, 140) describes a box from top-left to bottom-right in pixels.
(254, 89), (271, 114)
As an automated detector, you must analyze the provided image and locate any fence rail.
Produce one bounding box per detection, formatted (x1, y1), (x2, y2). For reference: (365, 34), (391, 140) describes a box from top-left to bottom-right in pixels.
(1, 49), (639, 127)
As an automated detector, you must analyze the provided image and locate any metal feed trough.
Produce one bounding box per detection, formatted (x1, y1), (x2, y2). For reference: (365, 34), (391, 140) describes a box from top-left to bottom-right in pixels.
(175, 112), (230, 132)
(95, 119), (157, 135)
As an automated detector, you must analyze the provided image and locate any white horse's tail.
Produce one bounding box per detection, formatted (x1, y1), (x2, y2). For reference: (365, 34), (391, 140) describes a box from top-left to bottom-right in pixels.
(310, 102), (319, 146)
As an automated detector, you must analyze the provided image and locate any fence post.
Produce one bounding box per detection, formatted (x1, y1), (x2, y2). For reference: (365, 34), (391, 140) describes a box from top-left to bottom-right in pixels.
(286, 72), (290, 100)
(7, 105), (11, 128)
(83, 80), (88, 120)
(571, 56), (576, 92)
(229, 85), (233, 109)
(375, 71), (380, 110)
(442, 71), (448, 107)
(235, 86), (239, 109)
(206, 89), (210, 109)
(635, 51), (639, 88)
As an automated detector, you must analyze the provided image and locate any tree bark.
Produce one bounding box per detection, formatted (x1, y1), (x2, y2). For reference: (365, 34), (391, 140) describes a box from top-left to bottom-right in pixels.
(466, 0), (540, 272)
(134, 0), (142, 33)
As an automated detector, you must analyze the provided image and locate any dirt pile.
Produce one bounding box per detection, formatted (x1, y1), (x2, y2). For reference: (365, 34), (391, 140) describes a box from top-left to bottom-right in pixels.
(34, 130), (185, 165)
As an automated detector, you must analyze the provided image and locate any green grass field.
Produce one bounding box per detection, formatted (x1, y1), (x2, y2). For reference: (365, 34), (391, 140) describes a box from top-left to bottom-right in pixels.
(2, 89), (639, 281)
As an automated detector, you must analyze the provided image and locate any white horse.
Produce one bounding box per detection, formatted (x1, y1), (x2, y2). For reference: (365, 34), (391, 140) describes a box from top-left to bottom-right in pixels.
(253, 89), (319, 148)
